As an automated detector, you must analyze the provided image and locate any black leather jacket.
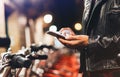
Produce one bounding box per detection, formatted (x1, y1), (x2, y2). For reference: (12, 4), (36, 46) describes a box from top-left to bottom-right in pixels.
(81, 0), (120, 72)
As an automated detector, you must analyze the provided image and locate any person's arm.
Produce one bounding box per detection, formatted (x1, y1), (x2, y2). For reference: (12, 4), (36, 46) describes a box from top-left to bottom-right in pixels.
(57, 28), (120, 51)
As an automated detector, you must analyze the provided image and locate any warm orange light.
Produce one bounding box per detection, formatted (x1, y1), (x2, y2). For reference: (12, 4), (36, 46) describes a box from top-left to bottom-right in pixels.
(74, 23), (82, 31)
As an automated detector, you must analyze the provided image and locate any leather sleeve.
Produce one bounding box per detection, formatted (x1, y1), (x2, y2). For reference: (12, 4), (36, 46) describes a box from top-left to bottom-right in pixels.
(88, 35), (120, 52)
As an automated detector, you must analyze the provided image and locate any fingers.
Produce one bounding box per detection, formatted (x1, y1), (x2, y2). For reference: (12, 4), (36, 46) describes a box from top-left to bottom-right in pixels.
(59, 27), (75, 36)
(59, 27), (72, 32)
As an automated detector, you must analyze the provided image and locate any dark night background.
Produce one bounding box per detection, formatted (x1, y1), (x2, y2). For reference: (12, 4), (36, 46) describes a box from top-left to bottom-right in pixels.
(6, 0), (84, 32)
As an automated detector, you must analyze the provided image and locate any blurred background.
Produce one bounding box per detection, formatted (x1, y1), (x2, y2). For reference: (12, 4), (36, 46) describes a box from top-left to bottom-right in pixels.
(0, 0), (84, 77)
(0, 0), (84, 51)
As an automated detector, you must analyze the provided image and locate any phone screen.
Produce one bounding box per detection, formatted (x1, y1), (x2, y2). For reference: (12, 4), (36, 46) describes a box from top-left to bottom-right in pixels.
(47, 31), (65, 39)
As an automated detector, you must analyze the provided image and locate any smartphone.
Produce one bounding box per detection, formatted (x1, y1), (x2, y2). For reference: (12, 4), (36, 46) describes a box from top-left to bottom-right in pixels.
(46, 31), (65, 39)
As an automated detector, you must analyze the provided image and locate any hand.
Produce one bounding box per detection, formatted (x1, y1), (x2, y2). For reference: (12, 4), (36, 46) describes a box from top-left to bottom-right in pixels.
(58, 35), (89, 49)
(59, 27), (75, 36)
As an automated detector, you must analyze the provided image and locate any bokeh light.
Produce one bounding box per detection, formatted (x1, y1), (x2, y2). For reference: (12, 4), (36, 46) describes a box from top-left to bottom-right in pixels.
(74, 23), (82, 31)
(18, 16), (27, 25)
(49, 25), (57, 31)
(43, 14), (53, 24)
